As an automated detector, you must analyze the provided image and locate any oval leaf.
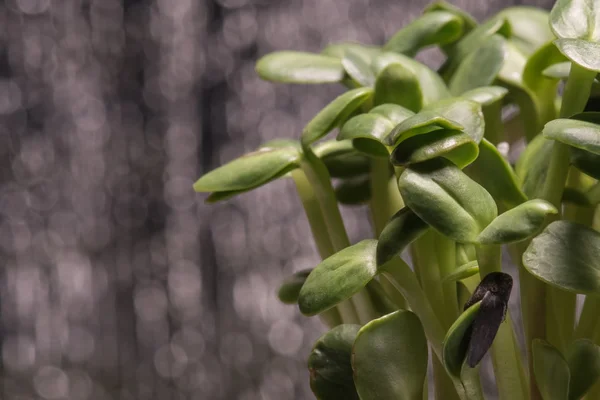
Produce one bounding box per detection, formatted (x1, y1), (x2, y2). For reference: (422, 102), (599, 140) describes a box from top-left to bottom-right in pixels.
(449, 34), (507, 96)
(398, 158), (497, 243)
(374, 63), (422, 111)
(299, 240), (379, 316)
(193, 147), (302, 193)
(390, 129), (479, 168)
(533, 339), (571, 400)
(256, 51), (345, 84)
(352, 310), (428, 400)
(376, 207), (429, 266)
(369, 104), (416, 125)
(315, 140), (372, 178)
(335, 175), (372, 205)
(571, 146), (600, 179)
(557, 39), (600, 72)
(384, 11), (464, 56)
(338, 114), (395, 157)
(523, 220), (600, 295)
(342, 49), (377, 87)
(461, 86), (508, 106)
(466, 139), (528, 209)
(566, 339), (600, 400)
(443, 300), (482, 378)
(387, 98), (484, 146)
(309, 324), (361, 400)
(302, 88), (374, 145)
(543, 118), (600, 155)
(278, 269), (312, 304)
(477, 200), (558, 245)
(550, 0), (600, 41)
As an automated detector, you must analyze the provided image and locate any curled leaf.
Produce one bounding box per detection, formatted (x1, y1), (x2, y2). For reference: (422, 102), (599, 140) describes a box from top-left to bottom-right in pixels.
(543, 118), (600, 156)
(376, 207), (429, 266)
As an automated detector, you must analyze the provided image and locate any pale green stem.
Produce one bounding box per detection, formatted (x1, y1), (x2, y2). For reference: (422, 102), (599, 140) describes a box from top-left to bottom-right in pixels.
(483, 101), (503, 146)
(476, 245), (528, 400)
(368, 157), (407, 310)
(301, 147), (379, 324)
(292, 169), (349, 326)
(436, 232), (459, 327)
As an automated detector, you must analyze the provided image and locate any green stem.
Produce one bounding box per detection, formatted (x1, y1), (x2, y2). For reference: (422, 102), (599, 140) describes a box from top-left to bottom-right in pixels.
(483, 101), (504, 146)
(412, 232), (446, 325)
(292, 170), (353, 326)
(301, 147), (379, 324)
(436, 233), (459, 327)
(476, 245), (528, 400)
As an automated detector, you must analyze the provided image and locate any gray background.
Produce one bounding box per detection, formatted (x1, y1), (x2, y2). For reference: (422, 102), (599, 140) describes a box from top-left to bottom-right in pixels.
(0, 0), (554, 399)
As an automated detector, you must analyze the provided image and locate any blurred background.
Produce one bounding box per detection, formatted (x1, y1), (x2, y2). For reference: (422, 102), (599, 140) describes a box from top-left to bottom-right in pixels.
(0, 0), (555, 399)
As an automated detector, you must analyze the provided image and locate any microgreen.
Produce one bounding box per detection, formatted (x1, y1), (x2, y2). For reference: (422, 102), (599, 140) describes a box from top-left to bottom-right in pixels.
(194, 1), (600, 398)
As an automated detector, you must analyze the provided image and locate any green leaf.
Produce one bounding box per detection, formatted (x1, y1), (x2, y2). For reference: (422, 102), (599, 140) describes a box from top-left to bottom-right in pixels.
(516, 134), (554, 198)
(562, 186), (593, 207)
(321, 43), (381, 59)
(278, 269), (312, 304)
(550, 0), (600, 71)
(461, 86), (508, 106)
(443, 261), (479, 284)
(376, 207), (429, 266)
(443, 300), (482, 378)
(352, 310), (428, 400)
(369, 104), (416, 125)
(335, 175), (371, 205)
(466, 139), (528, 209)
(308, 324), (361, 400)
(384, 11), (464, 56)
(497, 7), (554, 56)
(543, 118), (600, 155)
(374, 63), (422, 111)
(302, 88), (374, 146)
(477, 200), (558, 244)
(566, 339), (600, 400)
(338, 114), (396, 157)
(256, 51), (345, 84)
(543, 62), (572, 79)
(550, 0), (600, 41)
(390, 129), (479, 168)
(342, 49), (376, 87)
(441, 17), (511, 80)
(387, 98), (484, 148)
(523, 220), (600, 295)
(299, 240), (379, 316)
(425, 1), (477, 34)
(372, 52), (450, 107)
(316, 141), (372, 178)
(533, 339), (570, 400)
(194, 147), (302, 194)
(398, 158), (497, 243)
(571, 147), (600, 179)
(449, 34), (507, 95)
(555, 39), (600, 72)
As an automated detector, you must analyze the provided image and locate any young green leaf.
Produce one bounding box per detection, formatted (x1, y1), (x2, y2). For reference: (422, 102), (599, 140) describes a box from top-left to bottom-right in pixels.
(550, 0), (600, 71)
(516, 134), (554, 198)
(497, 7), (554, 56)
(384, 11), (464, 56)
(523, 221), (600, 295)
(278, 269), (312, 304)
(386, 98), (484, 146)
(352, 310), (428, 400)
(390, 129), (479, 168)
(398, 158), (497, 243)
(338, 114), (396, 157)
(443, 300), (481, 378)
(315, 140), (372, 178)
(449, 34), (507, 95)
(256, 51), (345, 84)
(476, 199), (557, 245)
(334, 175), (372, 205)
(466, 139), (528, 209)
(461, 86), (508, 106)
(533, 339), (571, 400)
(321, 42), (381, 60)
(543, 119), (600, 155)
(342, 49), (376, 87)
(543, 62), (572, 79)
(566, 339), (600, 400)
(571, 147), (600, 179)
(299, 240), (379, 316)
(443, 261), (479, 284)
(193, 146), (302, 197)
(374, 63), (422, 111)
(302, 88), (374, 146)
(372, 52), (450, 107)
(369, 104), (416, 125)
(308, 324), (361, 400)
(425, 1), (477, 34)
(376, 207), (429, 266)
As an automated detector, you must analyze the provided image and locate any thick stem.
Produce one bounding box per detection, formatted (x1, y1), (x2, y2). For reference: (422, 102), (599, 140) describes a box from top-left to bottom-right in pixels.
(413, 232), (446, 324)
(301, 147), (379, 324)
(476, 245), (528, 400)
(436, 233), (459, 327)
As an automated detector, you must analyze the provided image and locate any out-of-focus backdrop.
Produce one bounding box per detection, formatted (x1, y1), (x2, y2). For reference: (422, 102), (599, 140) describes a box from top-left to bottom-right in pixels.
(0, 0), (554, 399)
